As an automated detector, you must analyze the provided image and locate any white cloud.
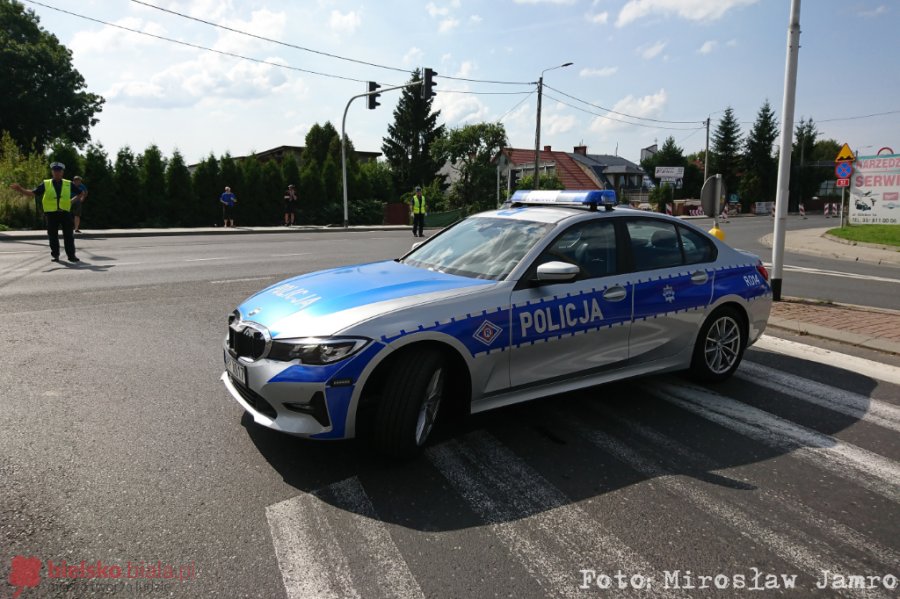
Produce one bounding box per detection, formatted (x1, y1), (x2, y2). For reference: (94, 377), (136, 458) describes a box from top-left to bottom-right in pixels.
(455, 61), (475, 78)
(426, 2), (450, 17)
(514, 0), (576, 4)
(698, 40), (717, 54)
(433, 88), (489, 124)
(215, 9), (287, 55)
(726, 38), (738, 47)
(329, 10), (361, 34)
(402, 46), (424, 66)
(580, 66), (618, 78)
(140, 0), (234, 21)
(586, 11), (609, 24)
(470, 14), (483, 23)
(589, 89), (668, 133)
(640, 40), (667, 60)
(616, 0), (758, 28)
(70, 17), (168, 56)
(544, 106), (576, 135)
(439, 18), (460, 33)
(859, 5), (888, 17)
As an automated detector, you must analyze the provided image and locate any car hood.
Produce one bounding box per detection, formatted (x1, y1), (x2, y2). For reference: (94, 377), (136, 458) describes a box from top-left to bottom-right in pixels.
(237, 260), (496, 337)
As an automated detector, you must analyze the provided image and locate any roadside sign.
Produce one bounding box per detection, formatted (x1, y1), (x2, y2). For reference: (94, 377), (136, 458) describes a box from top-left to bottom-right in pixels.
(836, 178), (850, 187)
(835, 161), (853, 178)
(835, 143), (855, 163)
(655, 166), (684, 178)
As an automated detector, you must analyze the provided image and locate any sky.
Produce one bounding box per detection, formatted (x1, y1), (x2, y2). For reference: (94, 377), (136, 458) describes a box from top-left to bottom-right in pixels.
(21, 0), (900, 167)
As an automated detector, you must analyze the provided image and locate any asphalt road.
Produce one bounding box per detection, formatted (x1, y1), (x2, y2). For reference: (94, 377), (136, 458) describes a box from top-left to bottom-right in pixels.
(1, 227), (898, 598)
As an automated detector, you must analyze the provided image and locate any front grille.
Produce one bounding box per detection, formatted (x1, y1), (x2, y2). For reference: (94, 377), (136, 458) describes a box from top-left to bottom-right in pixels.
(231, 379), (277, 419)
(227, 315), (268, 360)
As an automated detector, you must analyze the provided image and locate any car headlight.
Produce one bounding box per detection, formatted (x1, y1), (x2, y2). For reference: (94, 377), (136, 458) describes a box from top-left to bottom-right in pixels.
(268, 337), (370, 364)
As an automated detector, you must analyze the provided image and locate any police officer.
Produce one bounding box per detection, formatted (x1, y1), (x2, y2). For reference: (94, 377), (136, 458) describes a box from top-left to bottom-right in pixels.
(410, 185), (426, 237)
(10, 161), (83, 262)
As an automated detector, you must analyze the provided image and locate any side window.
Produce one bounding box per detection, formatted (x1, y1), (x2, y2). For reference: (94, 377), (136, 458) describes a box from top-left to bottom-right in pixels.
(533, 220), (618, 279)
(626, 220), (683, 271)
(679, 225), (717, 264)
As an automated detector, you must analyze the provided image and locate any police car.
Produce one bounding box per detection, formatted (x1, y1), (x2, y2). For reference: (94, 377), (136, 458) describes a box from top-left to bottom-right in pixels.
(222, 190), (771, 457)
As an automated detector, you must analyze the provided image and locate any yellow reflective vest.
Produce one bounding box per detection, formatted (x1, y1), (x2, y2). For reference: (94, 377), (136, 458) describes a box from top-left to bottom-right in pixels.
(41, 179), (72, 213)
(411, 193), (426, 214)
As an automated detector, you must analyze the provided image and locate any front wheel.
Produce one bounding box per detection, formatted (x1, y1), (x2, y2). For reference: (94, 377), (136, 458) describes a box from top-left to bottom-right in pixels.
(372, 348), (447, 458)
(690, 307), (746, 382)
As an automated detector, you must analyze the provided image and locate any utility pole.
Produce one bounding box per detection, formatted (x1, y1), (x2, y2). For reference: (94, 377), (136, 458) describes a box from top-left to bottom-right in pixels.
(533, 62), (572, 189)
(771, 0), (802, 301)
(704, 117), (711, 182)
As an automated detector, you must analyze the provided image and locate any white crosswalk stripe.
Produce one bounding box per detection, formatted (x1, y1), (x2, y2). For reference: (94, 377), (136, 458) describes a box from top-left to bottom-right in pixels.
(753, 335), (900, 385)
(737, 361), (900, 433)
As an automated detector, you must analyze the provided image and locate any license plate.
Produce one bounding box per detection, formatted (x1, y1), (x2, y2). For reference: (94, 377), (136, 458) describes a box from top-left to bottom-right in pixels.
(224, 352), (247, 386)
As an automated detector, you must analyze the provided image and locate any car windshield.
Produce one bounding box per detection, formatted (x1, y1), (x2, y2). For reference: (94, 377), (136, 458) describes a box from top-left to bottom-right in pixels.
(403, 216), (553, 280)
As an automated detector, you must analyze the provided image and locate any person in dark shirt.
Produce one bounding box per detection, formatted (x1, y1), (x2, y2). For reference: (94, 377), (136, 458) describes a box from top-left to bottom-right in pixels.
(9, 162), (84, 262)
(71, 175), (88, 233)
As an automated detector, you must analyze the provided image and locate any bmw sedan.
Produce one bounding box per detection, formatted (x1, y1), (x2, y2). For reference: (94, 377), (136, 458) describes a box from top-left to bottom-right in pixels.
(222, 190), (772, 457)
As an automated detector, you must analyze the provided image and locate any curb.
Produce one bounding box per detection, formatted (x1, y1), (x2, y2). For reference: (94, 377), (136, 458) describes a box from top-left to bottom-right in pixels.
(823, 232), (900, 252)
(0, 225), (416, 241)
(767, 316), (900, 355)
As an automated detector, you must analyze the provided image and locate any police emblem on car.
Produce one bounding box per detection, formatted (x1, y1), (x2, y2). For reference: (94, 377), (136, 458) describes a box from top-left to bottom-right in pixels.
(221, 189), (772, 458)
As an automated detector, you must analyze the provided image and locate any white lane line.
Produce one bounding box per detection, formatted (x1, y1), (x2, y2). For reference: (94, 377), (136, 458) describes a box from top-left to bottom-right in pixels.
(266, 477), (422, 599)
(579, 427), (877, 598)
(270, 252), (312, 257)
(209, 276), (275, 284)
(763, 263), (900, 284)
(184, 257), (228, 262)
(427, 432), (676, 599)
(651, 383), (900, 502)
(738, 361), (900, 432)
(584, 406), (900, 571)
(754, 335), (900, 386)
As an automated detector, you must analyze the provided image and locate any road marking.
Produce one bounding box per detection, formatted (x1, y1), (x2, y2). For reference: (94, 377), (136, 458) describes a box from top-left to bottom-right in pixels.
(428, 432), (673, 599)
(738, 361), (900, 432)
(572, 404), (900, 575)
(754, 335), (900, 385)
(209, 276), (275, 284)
(266, 477), (422, 599)
(763, 263), (900, 284)
(650, 382), (900, 502)
(270, 252), (312, 257)
(184, 257), (228, 262)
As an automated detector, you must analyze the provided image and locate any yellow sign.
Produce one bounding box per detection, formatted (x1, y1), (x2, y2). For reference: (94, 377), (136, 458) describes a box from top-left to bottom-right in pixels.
(835, 143), (855, 163)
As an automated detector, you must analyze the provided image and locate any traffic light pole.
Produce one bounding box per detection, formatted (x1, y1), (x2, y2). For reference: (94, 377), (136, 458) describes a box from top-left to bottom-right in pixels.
(341, 81), (422, 228)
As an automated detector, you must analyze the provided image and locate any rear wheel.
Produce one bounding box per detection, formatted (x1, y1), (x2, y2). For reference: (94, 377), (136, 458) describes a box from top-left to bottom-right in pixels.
(372, 348), (447, 458)
(690, 306), (745, 382)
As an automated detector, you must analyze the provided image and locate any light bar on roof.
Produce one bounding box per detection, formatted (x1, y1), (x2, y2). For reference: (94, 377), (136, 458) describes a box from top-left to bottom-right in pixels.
(510, 189), (617, 207)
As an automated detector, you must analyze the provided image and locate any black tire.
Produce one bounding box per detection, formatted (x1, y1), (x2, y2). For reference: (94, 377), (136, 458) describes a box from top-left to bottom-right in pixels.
(372, 348), (447, 458)
(689, 306), (746, 382)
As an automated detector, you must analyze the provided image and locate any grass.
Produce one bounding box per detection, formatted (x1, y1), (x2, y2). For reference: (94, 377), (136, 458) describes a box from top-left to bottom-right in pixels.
(827, 224), (900, 248)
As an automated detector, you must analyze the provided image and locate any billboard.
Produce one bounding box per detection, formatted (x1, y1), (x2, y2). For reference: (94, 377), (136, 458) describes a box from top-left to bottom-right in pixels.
(849, 151), (900, 225)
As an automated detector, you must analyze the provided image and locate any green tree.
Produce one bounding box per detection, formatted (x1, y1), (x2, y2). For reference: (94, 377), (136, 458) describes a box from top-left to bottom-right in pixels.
(164, 150), (192, 226)
(514, 173), (564, 192)
(139, 144), (166, 226)
(740, 100), (779, 211)
(81, 143), (113, 228)
(0, 131), (45, 228)
(640, 136), (688, 211)
(711, 107), (743, 197)
(304, 122), (338, 166)
(113, 147), (139, 227)
(191, 154), (220, 226)
(47, 140), (83, 176)
(298, 159), (325, 224)
(382, 68), (446, 193)
(321, 155), (341, 224)
(432, 122), (508, 211)
(281, 154), (301, 191)
(359, 160), (395, 203)
(240, 156), (266, 225)
(0, 0), (104, 152)
(261, 160), (284, 225)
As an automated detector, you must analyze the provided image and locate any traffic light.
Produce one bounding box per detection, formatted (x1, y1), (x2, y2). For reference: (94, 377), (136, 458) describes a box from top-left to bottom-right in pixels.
(421, 68), (437, 99)
(367, 81), (381, 109)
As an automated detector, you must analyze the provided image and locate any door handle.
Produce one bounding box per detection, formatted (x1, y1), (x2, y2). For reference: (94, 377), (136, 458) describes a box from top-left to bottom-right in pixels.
(690, 271), (709, 284)
(602, 286), (627, 302)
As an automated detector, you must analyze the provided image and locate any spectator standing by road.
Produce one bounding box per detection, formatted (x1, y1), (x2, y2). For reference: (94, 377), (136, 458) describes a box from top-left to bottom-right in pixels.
(9, 161), (82, 263)
(410, 185), (426, 237)
(220, 186), (237, 227)
(283, 184), (297, 227)
(71, 175), (87, 233)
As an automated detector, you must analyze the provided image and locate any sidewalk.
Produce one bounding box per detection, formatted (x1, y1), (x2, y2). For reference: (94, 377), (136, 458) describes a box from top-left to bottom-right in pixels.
(3, 221), (898, 354)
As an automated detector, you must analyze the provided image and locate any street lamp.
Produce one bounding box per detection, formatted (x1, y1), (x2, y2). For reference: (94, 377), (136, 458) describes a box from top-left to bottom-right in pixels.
(534, 62), (573, 188)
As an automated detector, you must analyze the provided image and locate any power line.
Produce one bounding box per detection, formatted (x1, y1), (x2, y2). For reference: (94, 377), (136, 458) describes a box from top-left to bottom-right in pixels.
(24, 0), (371, 83)
(543, 84), (702, 125)
(440, 74), (536, 86)
(441, 89), (533, 95)
(497, 91), (535, 123)
(817, 109), (900, 123)
(542, 92), (705, 131)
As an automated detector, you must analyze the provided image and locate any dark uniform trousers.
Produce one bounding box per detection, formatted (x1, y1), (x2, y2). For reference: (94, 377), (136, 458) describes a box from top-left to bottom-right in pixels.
(413, 213), (425, 237)
(46, 210), (76, 259)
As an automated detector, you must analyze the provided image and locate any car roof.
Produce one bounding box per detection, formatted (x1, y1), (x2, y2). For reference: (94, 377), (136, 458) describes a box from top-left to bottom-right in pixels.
(477, 204), (653, 225)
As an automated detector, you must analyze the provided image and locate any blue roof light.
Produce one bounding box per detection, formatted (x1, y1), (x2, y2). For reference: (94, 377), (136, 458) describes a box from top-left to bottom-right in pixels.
(510, 189), (617, 208)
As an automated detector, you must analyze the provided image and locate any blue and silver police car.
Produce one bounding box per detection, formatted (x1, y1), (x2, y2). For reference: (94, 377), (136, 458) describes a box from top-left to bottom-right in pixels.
(222, 190), (771, 457)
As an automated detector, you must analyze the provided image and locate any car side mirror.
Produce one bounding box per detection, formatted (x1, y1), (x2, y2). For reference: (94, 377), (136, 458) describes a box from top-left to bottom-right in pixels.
(535, 261), (579, 283)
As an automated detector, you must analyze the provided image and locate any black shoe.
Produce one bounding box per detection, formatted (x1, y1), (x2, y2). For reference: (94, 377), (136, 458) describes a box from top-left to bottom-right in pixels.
(68, 256), (80, 263)
(74, 229), (81, 233)
(51, 256), (60, 262)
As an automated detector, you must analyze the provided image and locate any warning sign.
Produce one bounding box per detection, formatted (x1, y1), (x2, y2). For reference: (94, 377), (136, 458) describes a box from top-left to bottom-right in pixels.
(835, 143), (855, 163)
